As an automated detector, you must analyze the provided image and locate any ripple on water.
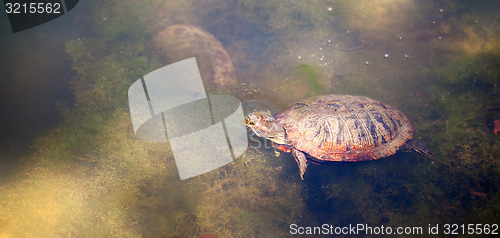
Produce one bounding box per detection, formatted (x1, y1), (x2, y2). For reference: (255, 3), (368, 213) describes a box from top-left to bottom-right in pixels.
(290, 3), (384, 65)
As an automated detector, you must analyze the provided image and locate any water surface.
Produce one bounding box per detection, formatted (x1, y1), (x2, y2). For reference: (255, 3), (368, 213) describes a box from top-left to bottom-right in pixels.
(0, 0), (498, 237)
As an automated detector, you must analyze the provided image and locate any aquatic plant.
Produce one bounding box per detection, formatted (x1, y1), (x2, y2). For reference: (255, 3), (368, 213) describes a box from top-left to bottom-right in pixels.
(0, 1), (306, 237)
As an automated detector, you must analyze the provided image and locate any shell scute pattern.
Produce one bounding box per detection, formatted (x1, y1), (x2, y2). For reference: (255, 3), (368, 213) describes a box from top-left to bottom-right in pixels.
(276, 95), (414, 162)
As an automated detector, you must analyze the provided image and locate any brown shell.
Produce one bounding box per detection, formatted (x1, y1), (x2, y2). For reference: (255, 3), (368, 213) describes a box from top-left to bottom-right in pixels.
(275, 95), (414, 162)
(150, 25), (236, 92)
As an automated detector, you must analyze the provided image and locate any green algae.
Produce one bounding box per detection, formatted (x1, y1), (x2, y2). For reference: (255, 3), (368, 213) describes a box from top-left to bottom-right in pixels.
(0, 1), (305, 237)
(293, 64), (323, 96)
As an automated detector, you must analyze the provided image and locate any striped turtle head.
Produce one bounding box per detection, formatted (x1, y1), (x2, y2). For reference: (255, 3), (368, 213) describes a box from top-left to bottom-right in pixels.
(244, 110), (287, 145)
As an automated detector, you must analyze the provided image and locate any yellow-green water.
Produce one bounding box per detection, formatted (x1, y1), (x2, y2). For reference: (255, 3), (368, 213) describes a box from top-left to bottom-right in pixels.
(0, 0), (499, 237)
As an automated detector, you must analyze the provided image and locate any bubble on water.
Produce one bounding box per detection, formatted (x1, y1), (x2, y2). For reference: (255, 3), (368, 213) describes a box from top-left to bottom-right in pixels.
(384, 54), (389, 58)
(439, 9), (443, 13)
(365, 61), (369, 65)
(399, 36), (403, 40)
(438, 36), (442, 40)
(404, 54), (408, 58)
(297, 56), (302, 59)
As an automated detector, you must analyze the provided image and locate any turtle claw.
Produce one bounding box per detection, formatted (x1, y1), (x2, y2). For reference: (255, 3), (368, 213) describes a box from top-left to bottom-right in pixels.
(401, 139), (432, 156)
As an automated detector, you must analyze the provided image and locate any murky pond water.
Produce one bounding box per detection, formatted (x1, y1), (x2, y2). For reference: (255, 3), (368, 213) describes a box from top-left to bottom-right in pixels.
(0, 0), (499, 237)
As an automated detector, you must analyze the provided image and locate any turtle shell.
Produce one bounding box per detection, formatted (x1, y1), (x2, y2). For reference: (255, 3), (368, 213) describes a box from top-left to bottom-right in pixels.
(274, 95), (414, 162)
(151, 25), (236, 92)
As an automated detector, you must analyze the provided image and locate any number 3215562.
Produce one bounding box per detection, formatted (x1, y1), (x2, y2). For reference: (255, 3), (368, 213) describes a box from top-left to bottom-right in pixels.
(5, 2), (61, 14)
(443, 224), (498, 235)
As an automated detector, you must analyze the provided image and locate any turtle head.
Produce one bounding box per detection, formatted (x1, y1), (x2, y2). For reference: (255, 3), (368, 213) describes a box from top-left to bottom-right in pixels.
(245, 110), (287, 144)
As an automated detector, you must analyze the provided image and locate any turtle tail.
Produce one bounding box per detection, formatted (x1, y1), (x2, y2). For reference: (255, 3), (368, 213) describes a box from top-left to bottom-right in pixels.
(400, 139), (432, 155)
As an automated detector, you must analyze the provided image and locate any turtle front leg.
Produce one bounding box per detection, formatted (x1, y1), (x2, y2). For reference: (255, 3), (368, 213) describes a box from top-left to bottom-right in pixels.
(292, 148), (308, 180)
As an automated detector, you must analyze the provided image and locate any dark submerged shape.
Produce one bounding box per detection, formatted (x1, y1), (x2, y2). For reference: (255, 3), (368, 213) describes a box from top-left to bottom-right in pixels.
(151, 24), (237, 92)
(245, 95), (430, 179)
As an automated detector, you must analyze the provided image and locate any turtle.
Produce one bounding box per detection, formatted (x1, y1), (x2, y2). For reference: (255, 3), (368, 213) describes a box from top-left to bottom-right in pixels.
(151, 24), (237, 92)
(244, 94), (431, 179)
